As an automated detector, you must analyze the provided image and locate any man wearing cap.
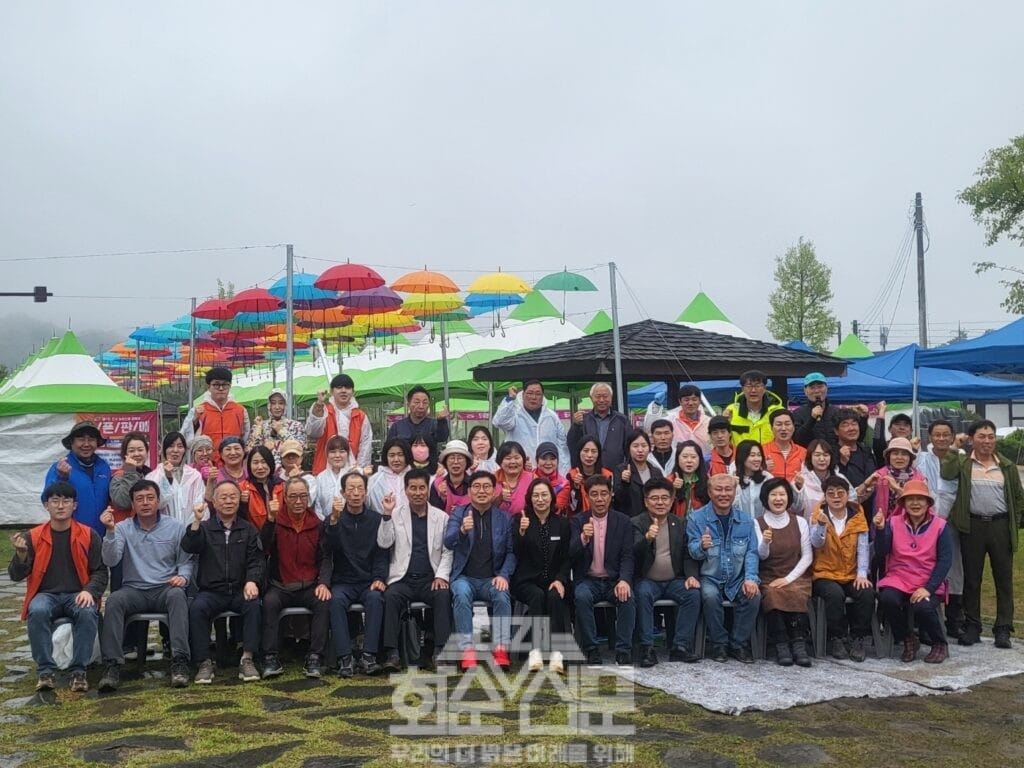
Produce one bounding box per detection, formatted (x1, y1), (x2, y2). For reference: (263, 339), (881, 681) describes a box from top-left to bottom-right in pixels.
(792, 373), (868, 449)
(182, 367), (251, 465)
(278, 439), (318, 512)
(705, 416), (736, 476)
(723, 370), (785, 446)
(307, 373), (373, 474)
(9, 481), (108, 693)
(568, 382), (630, 471)
(533, 441), (568, 502)
(387, 386), (450, 473)
(492, 380), (570, 475)
(43, 421), (112, 536)
(248, 388), (306, 467)
(871, 402), (917, 468)
(431, 440), (472, 513)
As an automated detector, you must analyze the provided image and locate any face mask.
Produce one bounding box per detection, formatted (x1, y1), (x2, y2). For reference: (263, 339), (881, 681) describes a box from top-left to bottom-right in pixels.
(412, 445), (430, 463)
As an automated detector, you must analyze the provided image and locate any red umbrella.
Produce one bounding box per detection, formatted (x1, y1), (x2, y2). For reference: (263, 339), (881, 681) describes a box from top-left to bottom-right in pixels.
(227, 288), (281, 314)
(192, 298), (235, 320)
(315, 261), (385, 292)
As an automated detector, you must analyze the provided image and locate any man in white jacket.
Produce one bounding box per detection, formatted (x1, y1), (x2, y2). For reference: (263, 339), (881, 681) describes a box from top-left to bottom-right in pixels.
(492, 380), (569, 475)
(377, 468), (453, 671)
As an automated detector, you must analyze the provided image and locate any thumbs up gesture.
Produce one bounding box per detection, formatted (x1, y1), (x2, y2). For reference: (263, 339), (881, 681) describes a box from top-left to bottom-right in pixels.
(461, 512), (475, 534)
(762, 527), (773, 545)
(268, 498), (279, 521)
(582, 521), (594, 542)
(621, 467), (632, 484)
(793, 473), (805, 491)
(192, 503), (206, 525)
(519, 514), (530, 535)
(873, 511), (885, 530)
(507, 386), (518, 399)
(701, 526), (713, 550)
(501, 483), (513, 502)
(645, 519), (659, 541)
(812, 505), (827, 525)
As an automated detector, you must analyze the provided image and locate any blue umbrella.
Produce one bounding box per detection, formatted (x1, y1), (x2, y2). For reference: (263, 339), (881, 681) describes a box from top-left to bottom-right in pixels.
(269, 272), (343, 309)
(128, 326), (170, 344)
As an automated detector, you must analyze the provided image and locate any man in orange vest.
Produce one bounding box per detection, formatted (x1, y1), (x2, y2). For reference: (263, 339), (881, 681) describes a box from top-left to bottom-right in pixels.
(8, 481), (108, 694)
(182, 367), (251, 465)
(306, 373), (373, 474)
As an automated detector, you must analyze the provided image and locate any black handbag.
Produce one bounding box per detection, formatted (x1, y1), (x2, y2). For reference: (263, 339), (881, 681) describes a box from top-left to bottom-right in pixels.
(399, 612), (422, 667)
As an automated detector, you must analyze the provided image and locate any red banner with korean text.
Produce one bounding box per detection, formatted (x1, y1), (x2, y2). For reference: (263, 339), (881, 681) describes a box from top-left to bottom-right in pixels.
(75, 412), (160, 471)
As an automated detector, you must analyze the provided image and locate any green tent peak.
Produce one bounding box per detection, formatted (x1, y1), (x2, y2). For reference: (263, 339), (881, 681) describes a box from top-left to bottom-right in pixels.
(441, 319), (476, 335)
(48, 331), (90, 357)
(509, 291), (561, 321)
(584, 310), (613, 334)
(833, 333), (873, 359)
(675, 292), (731, 324)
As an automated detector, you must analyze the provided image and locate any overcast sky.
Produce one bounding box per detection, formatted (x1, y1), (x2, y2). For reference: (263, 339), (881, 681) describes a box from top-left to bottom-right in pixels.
(1, 1), (1022, 367)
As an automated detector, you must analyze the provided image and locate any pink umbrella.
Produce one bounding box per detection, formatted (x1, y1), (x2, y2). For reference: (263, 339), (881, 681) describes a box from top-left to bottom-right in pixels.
(315, 261), (386, 292)
(227, 288), (281, 315)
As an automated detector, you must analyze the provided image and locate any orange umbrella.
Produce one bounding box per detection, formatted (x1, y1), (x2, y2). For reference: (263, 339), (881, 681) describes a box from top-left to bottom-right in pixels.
(392, 268), (460, 295)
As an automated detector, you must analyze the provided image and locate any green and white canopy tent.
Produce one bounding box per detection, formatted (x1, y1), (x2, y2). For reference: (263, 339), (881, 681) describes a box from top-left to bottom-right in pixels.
(0, 330), (157, 525)
(675, 291), (752, 339)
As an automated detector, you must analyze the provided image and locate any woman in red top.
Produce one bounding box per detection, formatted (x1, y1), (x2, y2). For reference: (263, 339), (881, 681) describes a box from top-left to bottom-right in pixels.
(495, 441), (531, 516)
(558, 437), (613, 517)
(240, 446), (283, 530)
(667, 440), (709, 518)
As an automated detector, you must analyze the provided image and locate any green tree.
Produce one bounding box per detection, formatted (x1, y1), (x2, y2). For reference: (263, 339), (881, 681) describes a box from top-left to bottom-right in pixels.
(216, 279), (235, 300)
(959, 135), (1024, 313)
(766, 237), (837, 351)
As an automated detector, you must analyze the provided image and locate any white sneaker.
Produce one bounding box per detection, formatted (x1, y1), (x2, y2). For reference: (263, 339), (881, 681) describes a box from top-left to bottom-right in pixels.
(528, 648), (544, 672)
(549, 651), (565, 675)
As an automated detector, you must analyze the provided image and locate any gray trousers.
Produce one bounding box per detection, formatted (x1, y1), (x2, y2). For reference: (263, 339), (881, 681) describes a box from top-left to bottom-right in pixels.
(100, 585), (190, 664)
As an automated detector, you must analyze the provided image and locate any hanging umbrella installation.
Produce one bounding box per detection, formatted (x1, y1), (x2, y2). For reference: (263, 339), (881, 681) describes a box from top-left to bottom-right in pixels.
(534, 267), (598, 323)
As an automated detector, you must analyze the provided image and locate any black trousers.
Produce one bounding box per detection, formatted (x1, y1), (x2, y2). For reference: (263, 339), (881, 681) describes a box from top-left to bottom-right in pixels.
(511, 580), (570, 637)
(812, 578), (875, 640)
(382, 576), (451, 653)
(961, 518), (1015, 632)
(261, 585), (330, 656)
(189, 591), (261, 663)
(878, 587), (946, 644)
(765, 610), (809, 644)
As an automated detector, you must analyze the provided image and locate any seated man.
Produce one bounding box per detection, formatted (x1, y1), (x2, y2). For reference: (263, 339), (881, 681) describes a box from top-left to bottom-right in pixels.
(9, 481), (108, 693)
(378, 468), (453, 672)
(324, 471), (390, 677)
(570, 475), (635, 666)
(97, 480), (193, 691)
(809, 476), (874, 662)
(444, 470), (516, 671)
(181, 480), (264, 684)
(259, 477), (331, 679)
(686, 474), (761, 663)
(632, 478), (701, 666)
(705, 416), (736, 476)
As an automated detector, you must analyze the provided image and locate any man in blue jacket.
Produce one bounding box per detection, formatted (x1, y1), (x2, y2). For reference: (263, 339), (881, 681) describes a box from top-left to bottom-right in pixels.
(43, 421), (111, 536)
(570, 474), (636, 666)
(444, 470), (516, 672)
(687, 473), (761, 663)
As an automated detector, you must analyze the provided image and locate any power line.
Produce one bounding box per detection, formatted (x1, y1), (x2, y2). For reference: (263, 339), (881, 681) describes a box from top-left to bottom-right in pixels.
(0, 244), (287, 263)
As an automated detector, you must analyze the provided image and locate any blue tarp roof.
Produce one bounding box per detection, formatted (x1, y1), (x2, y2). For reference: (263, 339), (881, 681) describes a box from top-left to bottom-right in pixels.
(914, 317), (1024, 374)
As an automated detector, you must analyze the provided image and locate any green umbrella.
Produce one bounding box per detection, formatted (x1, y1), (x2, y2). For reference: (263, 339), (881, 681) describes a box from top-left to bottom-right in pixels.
(535, 268), (598, 322)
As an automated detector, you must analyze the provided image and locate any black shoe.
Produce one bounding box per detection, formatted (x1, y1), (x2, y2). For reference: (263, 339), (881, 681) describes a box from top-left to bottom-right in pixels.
(337, 655), (354, 678)
(615, 651), (632, 666)
(169, 655), (190, 688)
(303, 654), (323, 678)
(791, 640), (812, 668)
(994, 628), (1012, 649)
(263, 654), (285, 678)
(709, 644), (728, 663)
(639, 646), (658, 668)
(775, 642), (794, 667)
(669, 646), (700, 663)
(945, 620), (965, 641)
(848, 636), (866, 663)
(358, 652), (382, 676)
(585, 648), (603, 667)
(729, 645), (754, 664)
(35, 672), (56, 691)
(98, 663), (121, 692)
(382, 651), (402, 673)
(828, 636), (849, 660)
(959, 625), (981, 646)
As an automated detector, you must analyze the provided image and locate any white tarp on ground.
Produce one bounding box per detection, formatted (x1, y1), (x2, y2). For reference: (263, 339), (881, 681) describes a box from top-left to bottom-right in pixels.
(617, 638), (1024, 715)
(0, 413), (76, 526)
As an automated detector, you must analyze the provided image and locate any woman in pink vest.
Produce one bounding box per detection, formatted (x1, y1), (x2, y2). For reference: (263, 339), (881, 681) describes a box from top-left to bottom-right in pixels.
(875, 479), (953, 663)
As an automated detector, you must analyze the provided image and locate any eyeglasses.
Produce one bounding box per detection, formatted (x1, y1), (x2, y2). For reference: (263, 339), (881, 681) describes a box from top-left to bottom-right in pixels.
(647, 495), (672, 504)
(46, 498), (75, 507)
(470, 483), (494, 491)
(209, 382), (230, 389)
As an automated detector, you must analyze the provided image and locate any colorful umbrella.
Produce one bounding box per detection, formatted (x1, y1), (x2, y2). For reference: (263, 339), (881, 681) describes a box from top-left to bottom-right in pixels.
(227, 287), (280, 314)
(400, 295), (465, 315)
(392, 268), (460, 295)
(338, 286), (404, 314)
(192, 298), (235, 320)
(269, 273), (342, 309)
(466, 270), (531, 295)
(315, 261), (385, 292)
(533, 267), (598, 323)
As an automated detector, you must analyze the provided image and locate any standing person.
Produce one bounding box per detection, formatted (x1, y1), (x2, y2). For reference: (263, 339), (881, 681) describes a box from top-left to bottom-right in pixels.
(96, 480), (193, 692)
(430, 439), (473, 514)
(494, 441), (532, 516)
(687, 474), (762, 663)
(870, 437), (925, 523)
(871, 402), (916, 468)
(647, 419), (678, 476)
(444, 470), (517, 671)
(467, 426), (499, 473)
(632, 478), (702, 666)
(875, 480), (953, 663)
(512, 478), (572, 674)
(734, 441), (770, 521)
(43, 421), (111, 536)
(667, 384), (712, 452)
(570, 475), (635, 666)
(942, 420), (1024, 648)
(238, 446), (282, 531)
(763, 411), (806, 482)
(368, 438), (412, 515)
(793, 373), (843, 448)
(809, 476), (873, 662)
(247, 388), (306, 467)
(189, 436), (215, 479)
(613, 430), (664, 518)
(259, 477), (332, 680)
(378, 469), (453, 672)
(182, 367), (251, 461)
(492, 380), (569, 475)
(705, 416), (736, 476)
(796, 440), (856, 515)
(667, 441), (709, 519)
(833, 410), (877, 511)
(307, 373), (373, 474)
(147, 432), (206, 526)
(314, 436), (356, 521)
(387, 386), (450, 473)
(723, 370), (785, 446)
(209, 437), (247, 488)
(277, 440), (318, 511)
(558, 437), (614, 517)
(181, 480), (264, 685)
(755, 478), (814, 667)
(108, 432), (152, 523)
(916, 419), (966, 638)
(324, 472), (390, 677)
(9, 482), (108, 693)
(568, 382), (630, 471)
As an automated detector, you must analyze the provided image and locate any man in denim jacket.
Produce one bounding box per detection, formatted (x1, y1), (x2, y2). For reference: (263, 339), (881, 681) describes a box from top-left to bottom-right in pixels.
(687, 474), (761, 663)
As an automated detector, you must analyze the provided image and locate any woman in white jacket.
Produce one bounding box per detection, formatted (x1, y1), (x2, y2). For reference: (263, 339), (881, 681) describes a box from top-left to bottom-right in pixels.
(146, 431), (206, 524)
(367, 438), (412, 513)
(734, 440), (770, 520)
(794, 439), (857, 518)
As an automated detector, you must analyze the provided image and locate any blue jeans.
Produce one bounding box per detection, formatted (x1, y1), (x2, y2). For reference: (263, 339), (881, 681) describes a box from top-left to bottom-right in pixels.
(27, 592), (99, 674)
(700, 580), (761, 649)
(635, 578), (701, 650)
(573, 577), (636, 654)
(329, 583), (384, 657)
(451, 576), (511, 649)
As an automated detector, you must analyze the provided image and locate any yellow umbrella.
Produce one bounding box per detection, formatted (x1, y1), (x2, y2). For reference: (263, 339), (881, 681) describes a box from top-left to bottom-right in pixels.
(466, 270), (532, 294)
(400, 295), (464, 315)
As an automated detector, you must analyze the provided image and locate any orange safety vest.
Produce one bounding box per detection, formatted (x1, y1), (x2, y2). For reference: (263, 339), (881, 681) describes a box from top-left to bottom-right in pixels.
(199, 401), (247, 466)
(22, 521), (93, 619)
(313, 404), (367, 474)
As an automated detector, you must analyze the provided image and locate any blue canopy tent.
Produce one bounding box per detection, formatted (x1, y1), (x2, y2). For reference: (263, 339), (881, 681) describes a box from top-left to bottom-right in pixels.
(914, 317), (1024, 374)
(627, 380), (742, 410)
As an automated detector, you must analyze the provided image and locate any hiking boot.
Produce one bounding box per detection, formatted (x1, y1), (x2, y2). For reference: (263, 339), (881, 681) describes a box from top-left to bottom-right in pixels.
(527, 648), (544, 672)
(357, 652), (381, 676)
(958, 625), (981, 646)
(262, 654), (285, 678)
(382, 650), (402, 673)
(303, 654), (323, 678)
(775, 642), (794, 666)
(729, 644), (754, 664)
(169, 655), (190, 688)
(924, 643), (948, 664)
(709, 644), (728, 663)
(829, 636), (849, 660)
(639, 646), (658, 668)
(994, 628), (1013, 649)
(492, 645), (511, 670)
(337, 655), (354, 678)
(900, 637), (920, 663)
(791, 640), (812, 668)
(238, 656), (260, 682)
(194, 659), (215, 684)
(69, 670), (88, 692)
(669, 645), (700, 663)
(848, 636), (866, 663)
(35, 671), (56, 691)
(585, 648), (603, 667)
(98, 663), (121, 692)
(549, 651), (565, 675)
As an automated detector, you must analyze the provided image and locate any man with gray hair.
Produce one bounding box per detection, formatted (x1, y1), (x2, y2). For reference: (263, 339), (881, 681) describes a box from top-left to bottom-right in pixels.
(568, 382), (630, 471)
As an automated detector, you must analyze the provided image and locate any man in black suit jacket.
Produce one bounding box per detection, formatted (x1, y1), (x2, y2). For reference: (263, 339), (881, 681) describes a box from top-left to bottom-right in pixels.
(631, 478), (702, 667)
(570, 474), (635, 666)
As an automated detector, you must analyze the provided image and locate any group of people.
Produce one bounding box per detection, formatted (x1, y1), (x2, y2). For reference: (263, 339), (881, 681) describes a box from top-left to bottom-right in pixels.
(9, 366), (1023, 696)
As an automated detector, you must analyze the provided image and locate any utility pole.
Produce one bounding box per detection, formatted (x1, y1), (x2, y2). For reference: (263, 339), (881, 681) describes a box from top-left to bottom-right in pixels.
(836, 321), (842, 347)
(285, 244), (295, 419)
(608, 262), (625, 413)
(914, 192), (928, 348)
